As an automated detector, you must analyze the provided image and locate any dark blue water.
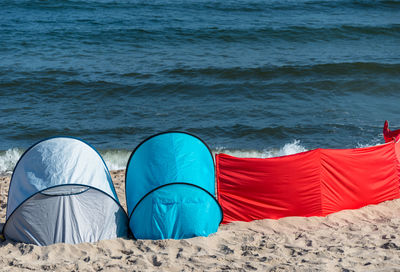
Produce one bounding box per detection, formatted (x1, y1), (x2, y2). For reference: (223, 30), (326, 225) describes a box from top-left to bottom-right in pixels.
(1, 0), (400, 172)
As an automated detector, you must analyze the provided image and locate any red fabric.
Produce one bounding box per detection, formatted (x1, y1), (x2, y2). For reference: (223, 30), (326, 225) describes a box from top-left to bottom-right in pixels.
(217, 142), (400, 224)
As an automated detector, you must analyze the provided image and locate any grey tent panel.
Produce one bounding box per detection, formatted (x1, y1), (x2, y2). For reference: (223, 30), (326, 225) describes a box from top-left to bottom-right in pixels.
(4, 185), (128, 246)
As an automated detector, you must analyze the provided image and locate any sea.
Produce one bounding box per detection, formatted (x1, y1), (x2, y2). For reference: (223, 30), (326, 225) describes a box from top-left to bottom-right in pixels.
(0, 0), (399, 175)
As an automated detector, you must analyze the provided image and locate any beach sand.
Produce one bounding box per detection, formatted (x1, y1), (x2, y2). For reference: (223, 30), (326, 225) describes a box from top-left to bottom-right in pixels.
(1, 171), (400, 271)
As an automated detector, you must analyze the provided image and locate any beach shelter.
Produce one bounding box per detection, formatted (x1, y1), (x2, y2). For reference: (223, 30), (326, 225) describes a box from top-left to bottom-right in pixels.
(126, 131), (222, 239)
(3, 137), (129, 246)
(217, 141), (400, 224)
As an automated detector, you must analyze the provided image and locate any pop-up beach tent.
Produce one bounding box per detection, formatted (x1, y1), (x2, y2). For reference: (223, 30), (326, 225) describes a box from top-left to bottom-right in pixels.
(126, 131), (223, 239)
(3, 137), (129, 246)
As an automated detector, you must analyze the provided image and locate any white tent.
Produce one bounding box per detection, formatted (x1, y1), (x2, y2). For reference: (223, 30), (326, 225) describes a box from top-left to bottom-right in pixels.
(3, 137), (128, 245)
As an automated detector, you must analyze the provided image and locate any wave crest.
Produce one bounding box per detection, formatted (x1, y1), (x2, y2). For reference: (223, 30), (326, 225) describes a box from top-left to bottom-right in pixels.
(214, 140), (307, 158)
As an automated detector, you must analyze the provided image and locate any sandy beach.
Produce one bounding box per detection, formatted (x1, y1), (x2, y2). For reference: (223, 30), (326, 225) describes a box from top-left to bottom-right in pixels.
(1, 170), (400, 271)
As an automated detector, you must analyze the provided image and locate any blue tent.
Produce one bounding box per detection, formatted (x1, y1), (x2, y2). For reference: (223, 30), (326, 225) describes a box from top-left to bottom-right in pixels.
(3, 137), (129, 245)
(125, 131), (222, 239)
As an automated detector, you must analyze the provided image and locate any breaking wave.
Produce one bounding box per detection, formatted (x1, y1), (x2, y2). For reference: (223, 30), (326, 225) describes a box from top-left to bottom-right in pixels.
(0, 140), (306, 175)
(0, 139), (384, 176)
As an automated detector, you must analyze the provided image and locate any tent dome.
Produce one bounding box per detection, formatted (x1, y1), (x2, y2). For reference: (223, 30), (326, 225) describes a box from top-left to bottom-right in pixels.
(125, 131), (222, 239)
(3, 137), (128, 245)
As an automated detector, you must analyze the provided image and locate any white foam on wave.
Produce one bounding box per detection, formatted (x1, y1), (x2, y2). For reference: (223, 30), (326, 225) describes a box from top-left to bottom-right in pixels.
(356, 136), (383, 148)
(100, 149), (131, 171)
(213, 140), (308, 158)
(0, 148), (24, 175)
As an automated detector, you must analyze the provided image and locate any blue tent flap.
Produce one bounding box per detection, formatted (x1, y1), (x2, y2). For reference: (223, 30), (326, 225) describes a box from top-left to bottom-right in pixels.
(130, 183), (222, 239)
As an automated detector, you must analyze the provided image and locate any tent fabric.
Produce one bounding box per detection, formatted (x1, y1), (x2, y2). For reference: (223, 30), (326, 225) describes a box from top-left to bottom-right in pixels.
(4, 186), (128, 246)
(129, 183), (221, 239)
(6, 137), (117, 219)
(126, 131), (222, 239)
(4, 137), (128, 245)
(216, 142), (400, 224)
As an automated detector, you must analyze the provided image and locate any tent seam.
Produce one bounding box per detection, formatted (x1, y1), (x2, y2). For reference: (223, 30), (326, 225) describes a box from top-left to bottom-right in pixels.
(216, 154), (220, 202)
(319, 148), (324, 217)
(392, 141), (400, 195)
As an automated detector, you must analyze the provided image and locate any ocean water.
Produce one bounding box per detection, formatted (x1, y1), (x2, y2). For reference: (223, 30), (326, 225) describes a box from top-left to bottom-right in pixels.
(0, 0), (399, 174)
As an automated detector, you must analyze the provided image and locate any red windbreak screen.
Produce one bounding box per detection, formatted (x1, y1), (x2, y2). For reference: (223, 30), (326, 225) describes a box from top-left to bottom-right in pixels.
(216, 142), (400, 224)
